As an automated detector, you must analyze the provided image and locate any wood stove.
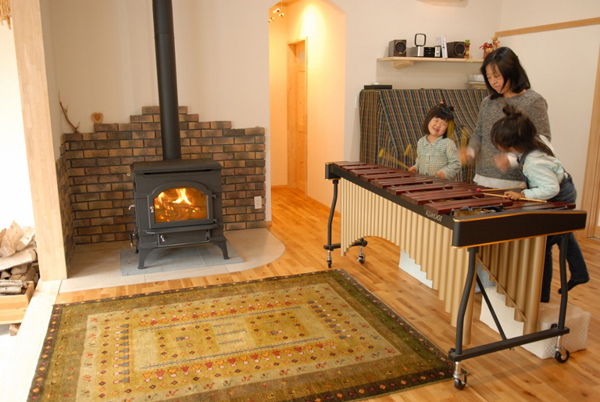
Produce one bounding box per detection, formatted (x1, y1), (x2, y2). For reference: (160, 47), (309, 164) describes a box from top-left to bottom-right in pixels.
(130, 0), (228, 269)
(131, 159), (228, 269)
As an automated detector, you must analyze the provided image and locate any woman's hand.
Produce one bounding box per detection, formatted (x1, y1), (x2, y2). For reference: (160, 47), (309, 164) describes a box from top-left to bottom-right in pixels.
(494, 153), (511, 173)
(504, 191), (524, 200)
(458, 147), (473, 166)
(435, 171), (446, 179)
(408, 166), (417, 173)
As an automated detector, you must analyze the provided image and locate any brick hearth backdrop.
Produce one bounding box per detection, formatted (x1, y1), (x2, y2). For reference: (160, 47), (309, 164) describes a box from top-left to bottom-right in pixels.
(56, 106), (266, 264)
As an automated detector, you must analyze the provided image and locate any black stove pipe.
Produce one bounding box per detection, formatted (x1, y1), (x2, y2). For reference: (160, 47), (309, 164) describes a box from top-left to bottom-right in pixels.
(152, 0), (181, 160)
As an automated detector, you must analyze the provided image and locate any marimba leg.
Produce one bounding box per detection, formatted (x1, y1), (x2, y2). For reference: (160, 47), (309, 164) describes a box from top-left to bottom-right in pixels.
(323, 178), (368, 267)
(324, 179), (340, 268)
(554, 234), (571, 363)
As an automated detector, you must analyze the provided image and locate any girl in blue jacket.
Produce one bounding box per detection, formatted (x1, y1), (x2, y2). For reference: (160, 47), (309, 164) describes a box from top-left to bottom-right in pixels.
(490, 104), (589, 302)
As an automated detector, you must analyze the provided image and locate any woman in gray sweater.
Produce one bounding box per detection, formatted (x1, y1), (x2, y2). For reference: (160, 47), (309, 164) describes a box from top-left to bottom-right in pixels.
(460, 47), (551, 188)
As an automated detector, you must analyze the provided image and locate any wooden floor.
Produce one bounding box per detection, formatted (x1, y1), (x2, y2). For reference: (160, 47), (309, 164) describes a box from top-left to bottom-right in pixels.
(56, 187), (600, 401)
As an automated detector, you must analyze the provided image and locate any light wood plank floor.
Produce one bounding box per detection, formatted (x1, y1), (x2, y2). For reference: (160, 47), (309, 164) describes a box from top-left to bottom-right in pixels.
(56, 187), (600, 402)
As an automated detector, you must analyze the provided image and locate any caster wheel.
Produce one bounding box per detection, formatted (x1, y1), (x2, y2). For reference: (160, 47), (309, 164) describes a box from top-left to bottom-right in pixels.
(555, 349), (570, 363)
(358, 255), (365, 264)
(454, 377), (466, 390)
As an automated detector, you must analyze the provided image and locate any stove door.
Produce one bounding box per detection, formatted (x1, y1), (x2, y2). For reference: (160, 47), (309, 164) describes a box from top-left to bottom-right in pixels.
(147, 181), (216, 230)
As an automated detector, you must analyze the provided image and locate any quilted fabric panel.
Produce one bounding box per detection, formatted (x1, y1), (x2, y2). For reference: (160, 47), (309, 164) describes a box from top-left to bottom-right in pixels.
(359, 88), (487, 182)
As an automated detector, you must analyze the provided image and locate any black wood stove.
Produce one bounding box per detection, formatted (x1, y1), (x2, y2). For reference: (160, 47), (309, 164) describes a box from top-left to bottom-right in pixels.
(130, 0), (229, 269)
(131, 159), (228, 269)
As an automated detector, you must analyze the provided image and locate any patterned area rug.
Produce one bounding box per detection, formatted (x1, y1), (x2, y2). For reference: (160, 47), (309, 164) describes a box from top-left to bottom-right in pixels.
(28, 270), (452, 401)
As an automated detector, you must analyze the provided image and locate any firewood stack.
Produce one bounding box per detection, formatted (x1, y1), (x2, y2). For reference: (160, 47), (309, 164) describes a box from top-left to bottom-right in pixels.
(0, 221), (38, 296)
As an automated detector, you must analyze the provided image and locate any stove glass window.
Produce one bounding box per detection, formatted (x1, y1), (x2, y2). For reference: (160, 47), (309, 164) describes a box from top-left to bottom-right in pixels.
(154, 187), (208, 223)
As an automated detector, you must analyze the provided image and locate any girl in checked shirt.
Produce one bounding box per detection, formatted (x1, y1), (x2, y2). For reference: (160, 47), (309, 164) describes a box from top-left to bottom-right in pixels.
(409, 102), (460, 179)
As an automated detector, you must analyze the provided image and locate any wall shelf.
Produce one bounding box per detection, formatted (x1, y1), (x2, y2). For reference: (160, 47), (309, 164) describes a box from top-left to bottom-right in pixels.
(378, 56), (484, 69)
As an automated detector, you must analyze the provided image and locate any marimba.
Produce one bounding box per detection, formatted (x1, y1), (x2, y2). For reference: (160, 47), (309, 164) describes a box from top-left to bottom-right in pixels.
(324, 161), (587, 389)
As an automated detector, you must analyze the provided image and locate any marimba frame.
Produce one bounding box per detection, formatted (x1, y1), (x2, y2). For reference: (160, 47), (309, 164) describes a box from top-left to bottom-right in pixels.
(324, 162), (583, 390)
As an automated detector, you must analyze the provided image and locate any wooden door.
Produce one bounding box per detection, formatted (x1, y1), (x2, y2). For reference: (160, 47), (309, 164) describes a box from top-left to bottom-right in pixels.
(287, 40), (307, 193)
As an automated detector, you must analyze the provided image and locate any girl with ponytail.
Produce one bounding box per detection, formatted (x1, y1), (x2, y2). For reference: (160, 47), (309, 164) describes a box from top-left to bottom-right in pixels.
(491, 104), (589, 302)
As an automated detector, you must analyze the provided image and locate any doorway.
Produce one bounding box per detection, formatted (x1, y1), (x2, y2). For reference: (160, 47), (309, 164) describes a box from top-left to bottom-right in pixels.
(287, 39), (307, 194)
(268, 0), (346, 207)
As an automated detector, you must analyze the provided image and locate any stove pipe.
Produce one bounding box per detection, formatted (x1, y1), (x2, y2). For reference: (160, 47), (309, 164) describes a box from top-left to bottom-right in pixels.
(152, 0), (181, 160)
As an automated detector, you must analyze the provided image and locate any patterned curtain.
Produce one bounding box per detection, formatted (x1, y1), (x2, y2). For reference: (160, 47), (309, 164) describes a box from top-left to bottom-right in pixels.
(359, 88), (488, 183)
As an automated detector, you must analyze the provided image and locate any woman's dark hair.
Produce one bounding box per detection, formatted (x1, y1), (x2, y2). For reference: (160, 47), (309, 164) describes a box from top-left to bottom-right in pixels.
(481, 47), (531, 99)
(491, 104), (554, 156)
(422, 102), (455, 138)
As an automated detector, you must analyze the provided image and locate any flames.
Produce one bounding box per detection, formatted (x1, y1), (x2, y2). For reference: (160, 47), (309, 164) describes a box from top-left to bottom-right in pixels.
(154, 187), (208, 223)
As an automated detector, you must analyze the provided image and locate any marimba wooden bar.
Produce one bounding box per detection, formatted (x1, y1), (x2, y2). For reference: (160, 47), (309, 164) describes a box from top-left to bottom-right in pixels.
(324, 161), (587, 389)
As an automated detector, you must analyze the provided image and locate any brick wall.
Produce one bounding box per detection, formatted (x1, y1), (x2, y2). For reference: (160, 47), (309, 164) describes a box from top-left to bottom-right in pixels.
(56, 155), (76, 261)
(57, 106), (266, 245)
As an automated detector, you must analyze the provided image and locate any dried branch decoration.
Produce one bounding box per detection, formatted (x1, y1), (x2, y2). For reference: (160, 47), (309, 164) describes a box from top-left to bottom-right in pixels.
(0, 0), (11, 29)
(59, 94), (80, 133)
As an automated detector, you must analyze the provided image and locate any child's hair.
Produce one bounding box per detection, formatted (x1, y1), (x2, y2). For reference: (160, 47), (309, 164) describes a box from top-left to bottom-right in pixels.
(491, 104), (554, 156)
(481, 47), (531, 99)
(422, 102), (455, 138)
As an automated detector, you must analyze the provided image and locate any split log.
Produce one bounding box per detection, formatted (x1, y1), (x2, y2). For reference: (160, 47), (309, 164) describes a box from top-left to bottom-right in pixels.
(0, 286), (24, 295)
(0, 279), (26, 287)
(0, 221), (23, 257)
(9, 324), (20, 336)
(21, 265), (37, 283)
(10, 263), (29, 275)
(0, 247), (37, 271)
(16, 227), (35, 252)
(0, 279), (27, 295)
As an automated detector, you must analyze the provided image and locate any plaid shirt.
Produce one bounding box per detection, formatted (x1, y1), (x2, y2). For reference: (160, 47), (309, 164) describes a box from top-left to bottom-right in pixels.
(414, 136), (460, 179)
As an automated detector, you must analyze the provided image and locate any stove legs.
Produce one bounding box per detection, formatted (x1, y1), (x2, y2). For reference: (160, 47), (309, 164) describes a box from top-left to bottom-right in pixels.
(138, 248), (152, 270)
(136, 240), (230, 270)
(215, 240), (230, 260)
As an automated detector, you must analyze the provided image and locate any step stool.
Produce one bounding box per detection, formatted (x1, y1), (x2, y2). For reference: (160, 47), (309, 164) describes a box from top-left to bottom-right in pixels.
(479, 286), (590, 359)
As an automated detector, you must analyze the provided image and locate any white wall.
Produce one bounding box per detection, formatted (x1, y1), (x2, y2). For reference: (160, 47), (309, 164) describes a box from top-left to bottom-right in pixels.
(38, 0), (513, 211)
(270, 0), (501, 206)
(44, 0), (273, 148)
(44, 0), (505, 210)
(340, 0), (503, 178)
(268, 2), (289, 188)
(3, 0), (598, 233)
(0, 25), (34, 230)
(42, 0), (274, 218)
(303, 0), (346, 201)
(498, 0), (600, 210)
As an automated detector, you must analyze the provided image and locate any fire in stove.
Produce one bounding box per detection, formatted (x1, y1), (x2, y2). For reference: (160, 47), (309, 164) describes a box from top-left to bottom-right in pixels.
(154, 187), (208, 223)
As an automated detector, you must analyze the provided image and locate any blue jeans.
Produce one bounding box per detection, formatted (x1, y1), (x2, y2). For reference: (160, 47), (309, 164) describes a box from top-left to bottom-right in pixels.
(540, 175), (588, 300)
(541, 233), (589, 300)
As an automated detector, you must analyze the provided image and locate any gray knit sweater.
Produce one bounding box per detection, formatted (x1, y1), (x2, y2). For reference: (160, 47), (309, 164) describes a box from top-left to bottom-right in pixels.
(468, 89), (551, 181)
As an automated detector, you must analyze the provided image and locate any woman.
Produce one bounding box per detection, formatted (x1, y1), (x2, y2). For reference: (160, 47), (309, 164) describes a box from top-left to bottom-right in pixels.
(460, 47), (551, 188)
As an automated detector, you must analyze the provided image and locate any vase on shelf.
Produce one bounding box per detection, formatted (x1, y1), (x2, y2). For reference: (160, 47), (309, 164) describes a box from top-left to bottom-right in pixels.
(483, 48), (493, 58)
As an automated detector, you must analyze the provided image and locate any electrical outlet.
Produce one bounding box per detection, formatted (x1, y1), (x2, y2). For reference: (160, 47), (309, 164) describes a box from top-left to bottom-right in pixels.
(254, 196), (262, 209)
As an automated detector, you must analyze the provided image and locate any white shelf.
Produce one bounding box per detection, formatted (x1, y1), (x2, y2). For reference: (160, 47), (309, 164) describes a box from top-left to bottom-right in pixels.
(378, 56), (484, 69)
